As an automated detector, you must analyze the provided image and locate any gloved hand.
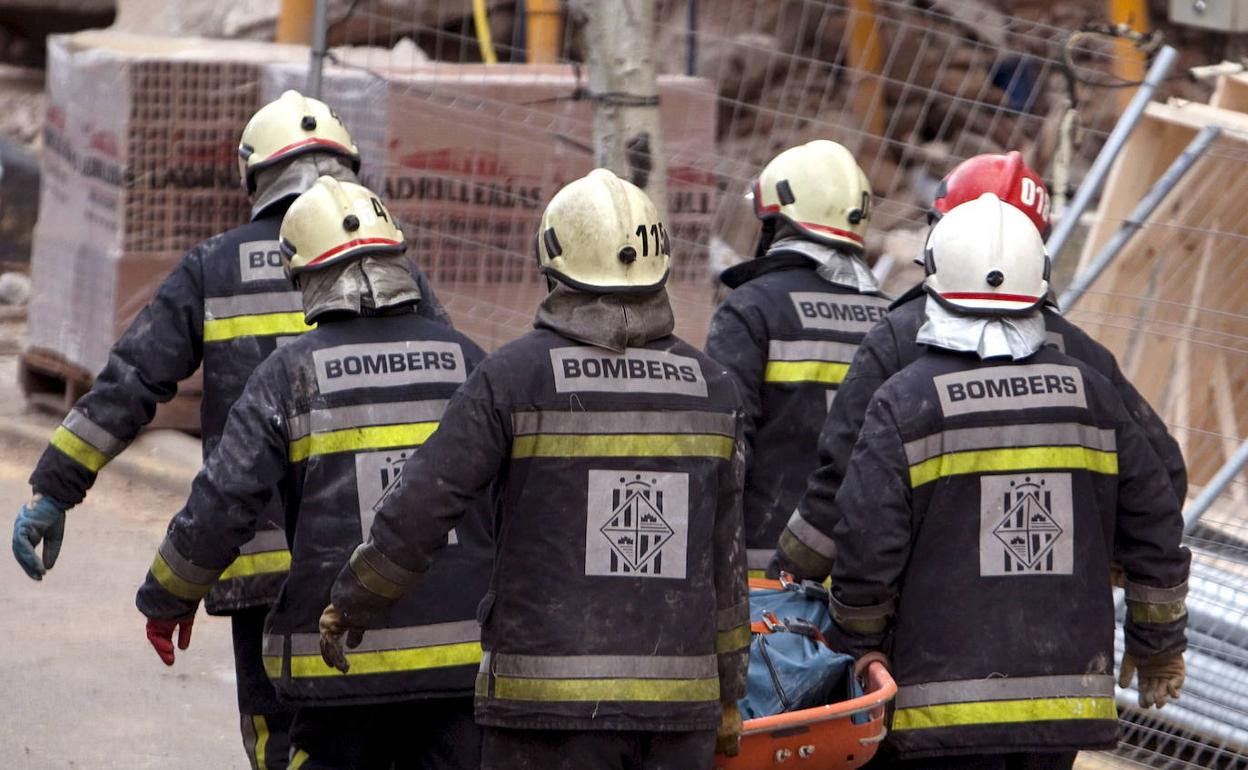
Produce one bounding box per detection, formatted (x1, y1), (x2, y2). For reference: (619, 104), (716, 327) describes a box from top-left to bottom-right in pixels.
(146, 614), (195, 666)
(319, 603), (366, 674)
(853, 650), (891, 681)
(715, 701), (743, 757)
(13, 494), (69, 580)
(1109, 561), (1126, 589)
(1119, 651), (1185, 709)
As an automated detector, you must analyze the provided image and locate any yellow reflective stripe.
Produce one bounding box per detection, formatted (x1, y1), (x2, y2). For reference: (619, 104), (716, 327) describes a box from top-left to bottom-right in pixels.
(203, 312), (313, 343)
(716, 624), (751, 653)
(150, 552), (215, 601)
(286, 641), (482, 678)
(251, 715), (269, 770)
(892, 696), (1117, 731)
(50, 426), (109, 473)
(747, 569), (766, 579)
(763, 361), (850, 385)
(909, 446), (1119, 488)
(1128, 599), (1188, 625)
(512, 433), (733, 459)
(219, 550), (291, 581)
(288, 422), (439, 462)
(263, 655), (282, 679)
(494, 675), (720, 703)
(290, 750), (309, 770)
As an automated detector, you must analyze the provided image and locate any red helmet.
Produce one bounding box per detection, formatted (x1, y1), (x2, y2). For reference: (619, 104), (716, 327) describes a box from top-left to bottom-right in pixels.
(931, 151), (1050, 237)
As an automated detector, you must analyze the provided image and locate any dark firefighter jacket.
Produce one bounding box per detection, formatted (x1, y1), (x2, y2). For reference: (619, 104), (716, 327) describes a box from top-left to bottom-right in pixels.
(31, 209), (450, 614)
(136, 308), (489, 706)
(777, 283), (1188, 579)
(825, 345), (1190, 759)
(704, 252), (888, 573)
(330, 288), (751, 733)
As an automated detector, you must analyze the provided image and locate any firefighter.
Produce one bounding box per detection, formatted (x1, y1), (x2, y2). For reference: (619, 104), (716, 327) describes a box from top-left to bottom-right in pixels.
(826, 192), (1190, 769)
(703, 140), (888, 575)
(318, 168), (751, 770)
(135, 178), (490, 769)
(11, 91), (448, 770)
(775, 151), (1186, 580)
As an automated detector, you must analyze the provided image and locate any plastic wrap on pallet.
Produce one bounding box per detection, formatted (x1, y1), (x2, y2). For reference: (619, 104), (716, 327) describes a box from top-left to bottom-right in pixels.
(25, 32), (306, 377)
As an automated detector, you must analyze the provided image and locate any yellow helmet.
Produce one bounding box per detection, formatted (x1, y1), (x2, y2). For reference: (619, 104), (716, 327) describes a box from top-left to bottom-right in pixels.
(752, 139), (872, 253)
(238, 90), (360, 193)
(280, 177), (405, 275)
(536, 168), (670, 293)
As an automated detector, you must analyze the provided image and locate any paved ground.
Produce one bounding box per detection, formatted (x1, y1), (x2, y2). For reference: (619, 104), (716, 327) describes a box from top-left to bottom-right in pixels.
(0, 350), (244, 768)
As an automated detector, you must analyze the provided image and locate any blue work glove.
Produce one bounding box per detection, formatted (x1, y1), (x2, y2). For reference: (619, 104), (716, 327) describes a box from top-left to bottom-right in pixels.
(13, 494), (69, 580)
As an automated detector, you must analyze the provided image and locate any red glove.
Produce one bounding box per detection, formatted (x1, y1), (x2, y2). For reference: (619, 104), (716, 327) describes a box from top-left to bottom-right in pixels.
(146, 615), (195, 666)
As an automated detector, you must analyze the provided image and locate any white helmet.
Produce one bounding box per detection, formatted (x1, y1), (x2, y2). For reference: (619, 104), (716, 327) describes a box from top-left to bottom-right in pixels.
(923, 192), (1049, 315)
(753, 139), (872, 253)
(536, 168), (670, 293)
(238, 90), (360, 193)
(280, 176), (405, 275)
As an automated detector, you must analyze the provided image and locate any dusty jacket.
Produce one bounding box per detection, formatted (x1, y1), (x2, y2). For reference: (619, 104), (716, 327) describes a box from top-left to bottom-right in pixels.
(136, 307), (490, 706)
(704, 250), (888, 572)
(30, 206), (449, 613)
(777, 284), (1188, 579)
(827, 346), (1189, 759)
(330, 287), (751, 732)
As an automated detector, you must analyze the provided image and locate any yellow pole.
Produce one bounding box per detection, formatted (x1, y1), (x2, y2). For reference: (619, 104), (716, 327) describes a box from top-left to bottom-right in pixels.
(473, 0), (499, 64)
(276, 0), (316, 44)
(847, 0), (885, 138)
(1109, 0), (1149, 111)
(527, 0), (562, 64)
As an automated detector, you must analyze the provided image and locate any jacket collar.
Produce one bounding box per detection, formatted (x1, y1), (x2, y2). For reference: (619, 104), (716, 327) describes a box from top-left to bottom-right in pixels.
(534, 283), (675, 353)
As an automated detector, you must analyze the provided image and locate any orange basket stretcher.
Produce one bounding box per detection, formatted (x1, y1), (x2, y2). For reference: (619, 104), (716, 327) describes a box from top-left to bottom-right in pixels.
(715, 579), (898, 770)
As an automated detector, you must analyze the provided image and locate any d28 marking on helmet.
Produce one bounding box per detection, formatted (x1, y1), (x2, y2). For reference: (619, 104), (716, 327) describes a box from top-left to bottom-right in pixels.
(585, 471), (689, 579)
(979, 473), (1073, 576)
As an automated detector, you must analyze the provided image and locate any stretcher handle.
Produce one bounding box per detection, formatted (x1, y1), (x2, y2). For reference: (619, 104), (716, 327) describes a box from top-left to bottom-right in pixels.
(739, 661), (897, 736)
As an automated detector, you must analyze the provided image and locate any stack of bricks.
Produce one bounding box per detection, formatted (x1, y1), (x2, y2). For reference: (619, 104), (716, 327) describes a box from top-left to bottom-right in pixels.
(25, 32), (304, 426)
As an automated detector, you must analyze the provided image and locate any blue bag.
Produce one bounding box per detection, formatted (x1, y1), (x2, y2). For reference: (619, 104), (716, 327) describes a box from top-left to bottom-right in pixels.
(738, 579), (864, 721)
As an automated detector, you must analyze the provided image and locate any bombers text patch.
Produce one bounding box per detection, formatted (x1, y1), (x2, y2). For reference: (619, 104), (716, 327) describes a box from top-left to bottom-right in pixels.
(550, 347), (708, 397)
(935, 364), (1087, 416)
(788, 292), (890, 332)
(238, 240), (286, 282)
(313, 341), (467, 393)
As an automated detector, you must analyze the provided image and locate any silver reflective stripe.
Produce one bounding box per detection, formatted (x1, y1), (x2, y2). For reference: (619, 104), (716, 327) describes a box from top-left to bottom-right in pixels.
(158, 537), (221, 585)
(512, 410), (734, 437)
(238, 528), (288, 555)
(490, 652), (718, 680)
(717, 599), (749, 631)
(287, 400), (449, 440)
(903, 423), (1117, 465)
(62, 410), (125, 457)
(746, 549), (773, 571)
(895, 674), (1116, 710)
(204, 291), (303, 320)
(784, 510), (837, 560)
(767, 339), (858, 363)
(1125, 580), (1188, 604)
(262, 633), (285, 657)
(287, 619), (480, 655)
